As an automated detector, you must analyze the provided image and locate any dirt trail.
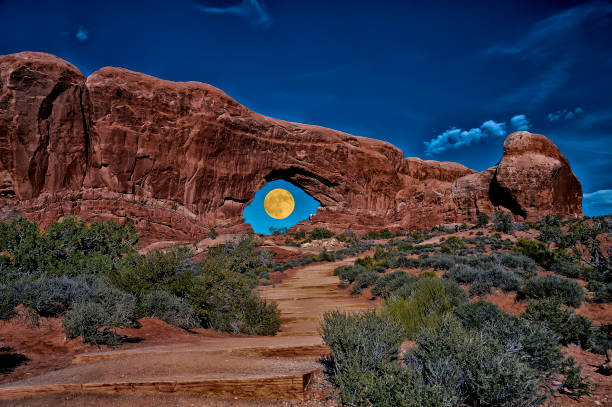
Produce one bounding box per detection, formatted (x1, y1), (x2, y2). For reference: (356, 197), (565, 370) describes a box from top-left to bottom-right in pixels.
(260, 258), (378, 336)
(0, 257), (375, 405)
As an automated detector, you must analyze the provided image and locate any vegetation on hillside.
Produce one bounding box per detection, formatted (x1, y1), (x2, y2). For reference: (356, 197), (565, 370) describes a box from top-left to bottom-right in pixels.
(0, 217), (282, 345)
(323, 213), (611, 406)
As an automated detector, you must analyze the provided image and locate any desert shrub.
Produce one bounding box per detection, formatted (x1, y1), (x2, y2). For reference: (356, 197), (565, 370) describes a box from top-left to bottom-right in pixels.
(317, 248), (338, 262)
(588, 326), (612, 354)
(476, 212), (489, 227)
(12, 276), (89, 317)
(63, 299), (134, 346)
(390, 255), (421, 268)
(352, 269), (379, 289)
(469, 279), (493, 296)
(0, 216), (136, 277)
(373, 265), (387, 274)
(550, 257), (590, 279)
(309, 227), (334, 240)
(440, 236), (466, 255)
(446, 264), (479, 283)
(371, 271), (418, 298)
(420, 253), (457, 270)
(321, 309), (403, 375)
(440, 279), (469, 308)
(320, 310), (442, 406)
(109, 247), (196, 297)
(354, 256), (375, 270)
(522, 299), (592, 348)
(405, 315), (546, 407)
(455, 300), (506, 329)
(187, 257), (280, 335)
(493, 210), (514, 234)
(333, 265), (367, 284)
(384, 277), (453, 338)
(0, 283), (17, 319)
(208, 227), (218, 239)
(140, 290), (199, 329)
(61, 279), (138, 346)
(518, 274), (585, 307)
(455, 301), (564, 372)
(514, 239), (554, 269)
(560, 357), (591, 399)
(492, 252), (538, 279)
(587, 281), (612, 303)
(446, 263), (523, 296)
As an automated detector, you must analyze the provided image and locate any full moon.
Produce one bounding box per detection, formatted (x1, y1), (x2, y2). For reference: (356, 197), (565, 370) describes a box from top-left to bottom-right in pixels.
(264, 188), (295, 219)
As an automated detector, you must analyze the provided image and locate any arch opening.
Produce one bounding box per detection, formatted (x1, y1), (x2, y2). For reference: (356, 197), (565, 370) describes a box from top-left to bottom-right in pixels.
(243, 179), (321, 234)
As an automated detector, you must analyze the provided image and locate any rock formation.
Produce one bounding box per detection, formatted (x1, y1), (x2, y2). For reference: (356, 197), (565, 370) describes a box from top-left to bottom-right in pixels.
(0, 52), (583, 243)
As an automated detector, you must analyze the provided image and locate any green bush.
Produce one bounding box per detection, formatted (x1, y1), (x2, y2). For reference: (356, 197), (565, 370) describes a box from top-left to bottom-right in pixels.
(493, 211), (514, 234)
(476, 212), (490, 227)
(440, 236), (465, 255)
(309, 227), (334, 240)
(514, 239), (554, 269)
(63, 299), (135, 346)
(333, 265), (367, 284)
(108, 247), (196, 297)
(140, 290), (199, 329)
(0, 216), (137, 277)
(320, 310), (442, 406)
(560, 357), (591, 399)
(455, 301), (564, 372)
(188, 256), (280, 335)
(0, 283), (17, 319)
(493, 252), (538, 279)
(12, 276), (88, 317)
(384, 277), (453, 338)
(518, 274), (585, 307)
(587, 281), (612, 303)
(405, 315), (545, 407)
(354, 256), (375, 270)
(522, 299), (592, 348)
(371, 271), (417, 298)
(352, 269), (379, 290)
(455, 300), (507, 329)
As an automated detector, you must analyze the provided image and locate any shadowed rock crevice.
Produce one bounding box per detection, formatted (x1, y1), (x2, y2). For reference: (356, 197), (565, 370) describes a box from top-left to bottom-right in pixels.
(489, 170), (527, 218)
(78, 87), (90, 187)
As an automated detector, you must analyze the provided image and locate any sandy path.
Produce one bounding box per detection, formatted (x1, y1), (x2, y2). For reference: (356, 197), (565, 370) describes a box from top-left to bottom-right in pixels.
(260, 258), (378, 335)
(0, 256), (375, 404)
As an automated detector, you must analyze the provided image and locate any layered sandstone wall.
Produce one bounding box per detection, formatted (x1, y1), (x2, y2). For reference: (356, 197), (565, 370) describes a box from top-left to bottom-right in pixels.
(0, 52), (583, 242)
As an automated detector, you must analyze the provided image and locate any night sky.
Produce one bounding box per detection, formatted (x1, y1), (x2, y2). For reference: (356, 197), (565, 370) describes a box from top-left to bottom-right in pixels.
(1, 0), (611, 227)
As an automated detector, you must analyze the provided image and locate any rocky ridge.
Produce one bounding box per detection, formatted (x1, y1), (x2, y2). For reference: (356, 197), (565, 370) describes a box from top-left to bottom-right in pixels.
(0, 52), (582, 242)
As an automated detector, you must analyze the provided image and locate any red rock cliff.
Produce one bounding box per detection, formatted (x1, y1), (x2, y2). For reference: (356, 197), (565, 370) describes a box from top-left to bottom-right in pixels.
(0, 52), (583, 242)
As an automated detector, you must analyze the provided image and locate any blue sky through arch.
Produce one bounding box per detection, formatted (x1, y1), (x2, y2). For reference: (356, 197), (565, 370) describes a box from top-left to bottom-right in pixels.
(243, 180), (320, 234)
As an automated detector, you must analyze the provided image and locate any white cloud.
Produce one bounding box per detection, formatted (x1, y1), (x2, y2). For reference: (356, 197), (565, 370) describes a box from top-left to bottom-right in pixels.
(424, 115), (530, 155)
(583, 189), (612, 216)
(510, 114), (530, 131)
(76, 26), (88, 42)
(547, 107), (583, 121)
(195, 0), (270, 26)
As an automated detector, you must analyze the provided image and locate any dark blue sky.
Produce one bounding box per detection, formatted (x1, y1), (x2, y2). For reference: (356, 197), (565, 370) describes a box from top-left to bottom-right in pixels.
(1, 0), (611, 217)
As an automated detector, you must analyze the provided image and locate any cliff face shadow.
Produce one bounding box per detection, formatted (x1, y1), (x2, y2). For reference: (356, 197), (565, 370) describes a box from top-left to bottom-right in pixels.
(0, 347), (29, 375)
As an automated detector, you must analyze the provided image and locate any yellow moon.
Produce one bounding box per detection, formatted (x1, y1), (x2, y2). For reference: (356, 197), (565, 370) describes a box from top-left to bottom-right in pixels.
(264, 188), (295, 219)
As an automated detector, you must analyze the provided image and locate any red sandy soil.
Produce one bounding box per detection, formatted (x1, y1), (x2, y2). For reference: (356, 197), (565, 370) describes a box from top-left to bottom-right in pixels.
(553, 345), (611, 407)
